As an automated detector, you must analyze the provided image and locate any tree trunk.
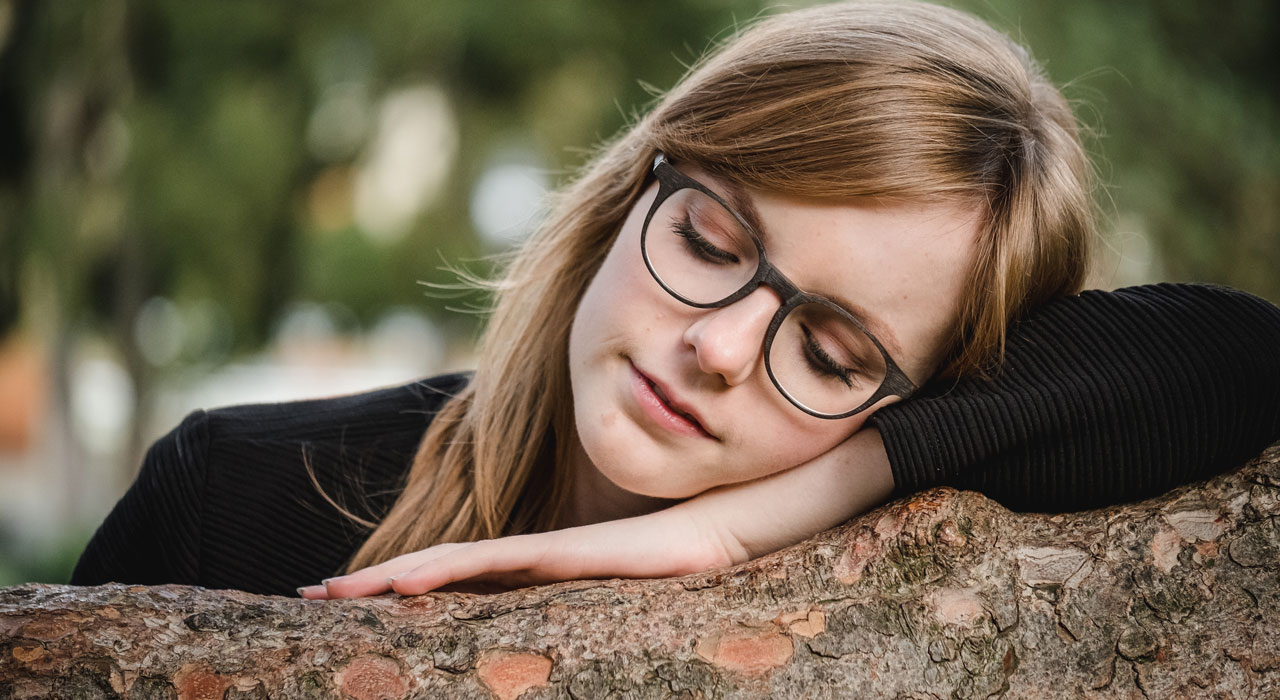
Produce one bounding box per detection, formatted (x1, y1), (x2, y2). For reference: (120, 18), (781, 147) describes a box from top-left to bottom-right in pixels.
(4, 444), (1279, 699)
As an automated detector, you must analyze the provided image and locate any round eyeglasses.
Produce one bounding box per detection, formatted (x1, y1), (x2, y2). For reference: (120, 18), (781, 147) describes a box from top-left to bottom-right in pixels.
(640, 153), (917, 419)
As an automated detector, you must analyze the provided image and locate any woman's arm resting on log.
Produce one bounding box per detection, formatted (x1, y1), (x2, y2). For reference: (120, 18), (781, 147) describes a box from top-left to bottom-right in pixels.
(872, 283), (1280, 511)
(310, 429), (890, 598)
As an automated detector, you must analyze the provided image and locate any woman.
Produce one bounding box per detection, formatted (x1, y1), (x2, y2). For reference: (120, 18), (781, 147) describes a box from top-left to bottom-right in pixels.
(71, 1), (1280, 599)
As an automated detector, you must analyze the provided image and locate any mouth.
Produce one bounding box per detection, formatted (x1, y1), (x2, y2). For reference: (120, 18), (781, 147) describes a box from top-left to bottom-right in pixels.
(629, 361), (718, 440)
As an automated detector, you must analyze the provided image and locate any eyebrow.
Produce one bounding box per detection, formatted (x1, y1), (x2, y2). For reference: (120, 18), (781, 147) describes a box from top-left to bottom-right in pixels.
(712, 176), (905, 358)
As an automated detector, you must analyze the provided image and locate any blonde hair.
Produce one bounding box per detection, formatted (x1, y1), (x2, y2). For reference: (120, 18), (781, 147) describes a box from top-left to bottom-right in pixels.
(344, 0), (1094, 571)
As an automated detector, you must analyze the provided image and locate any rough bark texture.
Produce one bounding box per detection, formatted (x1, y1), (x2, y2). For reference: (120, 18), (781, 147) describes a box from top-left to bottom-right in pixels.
(4, 444), (1280, 699)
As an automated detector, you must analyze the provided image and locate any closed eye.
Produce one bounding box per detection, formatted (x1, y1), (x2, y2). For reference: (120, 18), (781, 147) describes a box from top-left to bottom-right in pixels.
(801, 325), (860, 387)
(675, 217), (740, 265)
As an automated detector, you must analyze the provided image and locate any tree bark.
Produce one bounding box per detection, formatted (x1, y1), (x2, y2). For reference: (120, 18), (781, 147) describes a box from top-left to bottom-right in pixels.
(4, 444), (1279, 699)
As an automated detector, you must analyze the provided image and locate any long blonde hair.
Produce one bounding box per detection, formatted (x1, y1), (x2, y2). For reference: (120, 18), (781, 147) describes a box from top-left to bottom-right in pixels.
(344, 0), (1094, 571)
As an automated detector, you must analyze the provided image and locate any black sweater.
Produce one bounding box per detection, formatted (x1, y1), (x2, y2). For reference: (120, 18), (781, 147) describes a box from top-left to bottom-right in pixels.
(70, 284), (1280, 597)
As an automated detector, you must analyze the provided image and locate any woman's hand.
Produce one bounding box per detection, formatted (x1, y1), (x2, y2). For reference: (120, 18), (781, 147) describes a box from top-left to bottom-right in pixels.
(300, 506), (740, 599)
(300, 427), (893, 600)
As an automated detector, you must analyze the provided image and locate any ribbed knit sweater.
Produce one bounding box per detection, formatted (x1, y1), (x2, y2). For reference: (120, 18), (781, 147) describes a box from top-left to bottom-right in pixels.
(70, 284), (1280, 597)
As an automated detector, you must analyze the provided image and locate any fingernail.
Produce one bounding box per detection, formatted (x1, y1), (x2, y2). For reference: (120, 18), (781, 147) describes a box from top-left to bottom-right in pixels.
(386, 577), (397, 585)
(296, 586), (306, 596)
(297, 585), (325, 597)
(321, 577), (337, 585)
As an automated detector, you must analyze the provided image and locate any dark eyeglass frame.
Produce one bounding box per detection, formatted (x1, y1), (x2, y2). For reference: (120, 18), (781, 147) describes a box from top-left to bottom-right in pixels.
(640, 152), (917, 419)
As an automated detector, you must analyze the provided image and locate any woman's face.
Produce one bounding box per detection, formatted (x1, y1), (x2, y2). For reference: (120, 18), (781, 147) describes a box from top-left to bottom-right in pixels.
(568, 163), (980, 499)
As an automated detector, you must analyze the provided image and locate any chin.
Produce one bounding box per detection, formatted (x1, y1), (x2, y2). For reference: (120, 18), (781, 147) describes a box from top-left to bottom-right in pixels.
(617, 474), (700, 500)
(580, 431), (700, 499)
(592, 447), (672, 495)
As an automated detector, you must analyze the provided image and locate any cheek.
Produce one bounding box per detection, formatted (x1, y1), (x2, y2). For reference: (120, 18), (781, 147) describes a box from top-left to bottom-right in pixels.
(570, 237), (675, 357)
(719, 397), (892, 485)
(569, 235), (633, 357)
(789, 413), (868, 456)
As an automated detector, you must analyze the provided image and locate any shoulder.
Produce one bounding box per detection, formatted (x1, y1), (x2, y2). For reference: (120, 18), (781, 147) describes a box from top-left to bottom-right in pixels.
(70, 408), (214, 585)
(195, 369), (474, 520)
(199, 371), (472, 444)
(73, 372), (473, 591)
(169, 371), (472, 592)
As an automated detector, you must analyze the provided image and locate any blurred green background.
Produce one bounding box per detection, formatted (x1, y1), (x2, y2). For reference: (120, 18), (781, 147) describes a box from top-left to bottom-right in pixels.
(0, 0), (1276, 586)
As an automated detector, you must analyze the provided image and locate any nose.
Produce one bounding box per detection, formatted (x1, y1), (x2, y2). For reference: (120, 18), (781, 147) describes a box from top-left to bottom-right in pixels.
(682, 286), (783, 386)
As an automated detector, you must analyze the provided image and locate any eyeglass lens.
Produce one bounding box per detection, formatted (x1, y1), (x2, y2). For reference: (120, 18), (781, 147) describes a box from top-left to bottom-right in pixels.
(644, 185), (888, 416)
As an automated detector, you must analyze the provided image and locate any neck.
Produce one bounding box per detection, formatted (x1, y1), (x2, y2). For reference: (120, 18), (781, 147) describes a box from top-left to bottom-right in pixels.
(558, 432), (680, 529)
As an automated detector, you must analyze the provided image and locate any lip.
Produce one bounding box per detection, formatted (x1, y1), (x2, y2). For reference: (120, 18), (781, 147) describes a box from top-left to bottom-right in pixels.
(628, 361), (718, 440)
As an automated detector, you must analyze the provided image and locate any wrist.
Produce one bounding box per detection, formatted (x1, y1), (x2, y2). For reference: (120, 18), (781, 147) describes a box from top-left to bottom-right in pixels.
(698, 427), (894, 560)
(665, 498), (753, 570)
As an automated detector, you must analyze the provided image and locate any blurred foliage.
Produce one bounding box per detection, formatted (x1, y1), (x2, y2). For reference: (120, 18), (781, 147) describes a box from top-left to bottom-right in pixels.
(1, 0), (1277, 355)
(0, 525), (89, 588)
(0, 0), (779, 355)
(965, 0), (1280, 294)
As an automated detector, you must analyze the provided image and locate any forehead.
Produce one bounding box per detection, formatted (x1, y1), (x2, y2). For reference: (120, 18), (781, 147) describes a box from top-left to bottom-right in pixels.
(689, 166), (980, 369)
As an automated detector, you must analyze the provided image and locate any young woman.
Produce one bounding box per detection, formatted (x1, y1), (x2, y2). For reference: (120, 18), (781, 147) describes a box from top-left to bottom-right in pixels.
(71, 1), (1280, 599)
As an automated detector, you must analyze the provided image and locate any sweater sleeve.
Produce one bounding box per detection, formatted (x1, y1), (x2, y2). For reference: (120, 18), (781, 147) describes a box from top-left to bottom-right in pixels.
(869, 283), (1280, 512)
(69, 410), (210, 586)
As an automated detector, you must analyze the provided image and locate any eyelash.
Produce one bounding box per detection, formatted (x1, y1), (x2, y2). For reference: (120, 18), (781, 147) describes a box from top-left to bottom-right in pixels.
(674, 217), (740, 265)
(801, 325), (856, 387)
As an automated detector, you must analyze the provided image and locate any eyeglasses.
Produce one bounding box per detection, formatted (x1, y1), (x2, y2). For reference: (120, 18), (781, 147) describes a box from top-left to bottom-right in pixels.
(640, 153), (917, 419)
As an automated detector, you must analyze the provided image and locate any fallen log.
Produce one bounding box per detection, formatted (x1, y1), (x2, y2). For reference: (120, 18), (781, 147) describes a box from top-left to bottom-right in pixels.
(4, 443), (1279, 698)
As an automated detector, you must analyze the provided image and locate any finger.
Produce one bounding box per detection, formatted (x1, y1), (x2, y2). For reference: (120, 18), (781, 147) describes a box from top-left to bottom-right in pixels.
(321, 573), (393, 599)
(389, 537), (548, 596)
(323, 544), (471, 598)
(296, 585), (329, 600)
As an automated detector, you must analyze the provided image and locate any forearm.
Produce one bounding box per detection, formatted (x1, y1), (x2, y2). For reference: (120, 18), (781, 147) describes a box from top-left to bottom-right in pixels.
(670, 427), (893, 562)
(872, 283), (1280, 512)
(320, 429), (894, 598)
